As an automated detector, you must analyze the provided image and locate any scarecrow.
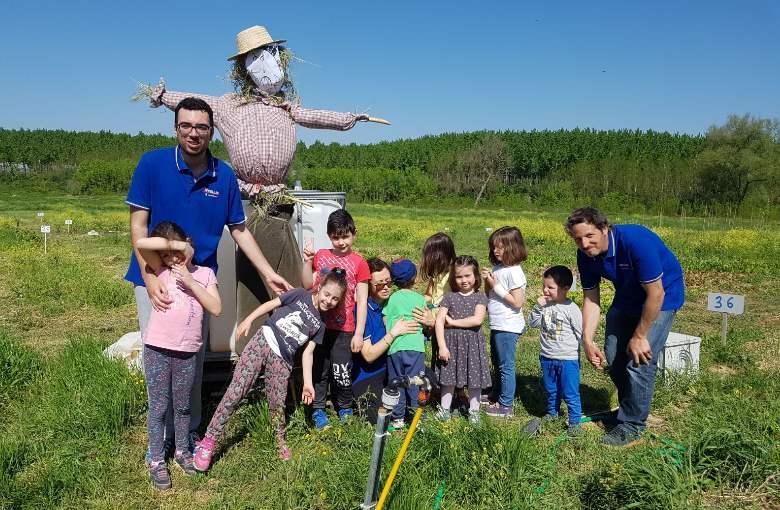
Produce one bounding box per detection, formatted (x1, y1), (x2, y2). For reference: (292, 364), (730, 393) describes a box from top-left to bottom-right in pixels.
(138, 25), (389, 346)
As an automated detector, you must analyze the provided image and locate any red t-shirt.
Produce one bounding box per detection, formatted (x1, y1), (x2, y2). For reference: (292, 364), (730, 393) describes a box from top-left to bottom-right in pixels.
(312, 249), (370, 332)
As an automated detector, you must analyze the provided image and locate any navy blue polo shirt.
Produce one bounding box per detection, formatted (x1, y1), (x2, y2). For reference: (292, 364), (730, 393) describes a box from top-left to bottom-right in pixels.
(352, 296), (387, 384)
(577, 224), (685, 314)
(124, 146), (246, 286)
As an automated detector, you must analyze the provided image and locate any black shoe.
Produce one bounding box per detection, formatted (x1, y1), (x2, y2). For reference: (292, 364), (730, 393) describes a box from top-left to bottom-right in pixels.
(602, 424), (642, 447)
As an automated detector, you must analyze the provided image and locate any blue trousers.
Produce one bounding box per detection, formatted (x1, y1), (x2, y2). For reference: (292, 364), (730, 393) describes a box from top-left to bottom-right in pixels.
(387, 351), (426, 420)
(540, 356), (581, 426)
(490, 330), (520, 407)
(604, 308), (677, 432)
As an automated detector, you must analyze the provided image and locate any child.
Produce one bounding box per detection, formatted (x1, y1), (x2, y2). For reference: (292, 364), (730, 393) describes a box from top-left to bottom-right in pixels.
(420, 232), (456, 308)
(434, 256), (491, 424)
(525, 265), (583, 436)
(302, 209), (370, 429)
(193, 270), (347, 469)
(135, 221), (222, 491)
(481, 226), (528, 418)
(383, 258), (427, 430)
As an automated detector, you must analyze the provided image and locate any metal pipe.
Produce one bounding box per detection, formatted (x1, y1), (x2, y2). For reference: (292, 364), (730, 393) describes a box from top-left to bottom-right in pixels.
(360, 408), (391, 510)
(375, 407), (424, 510)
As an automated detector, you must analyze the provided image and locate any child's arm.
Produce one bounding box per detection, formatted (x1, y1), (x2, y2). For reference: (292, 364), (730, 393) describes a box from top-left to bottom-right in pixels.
(301, 340), (317, 404)
(492, 286), (526, 310)
(528, 298), (546, 328)
(171, 264), (221, 315)
(236, 297), (283, 338)
(434, 306), (450, 362)
(301, 240), (315, 289)
(445, 304), (487, 328)
(135, 237), (193, 268)
(351, 281), (369, 352)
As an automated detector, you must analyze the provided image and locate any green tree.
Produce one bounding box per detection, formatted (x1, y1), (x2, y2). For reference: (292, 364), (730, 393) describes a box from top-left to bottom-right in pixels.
(694, 114), (780, 209)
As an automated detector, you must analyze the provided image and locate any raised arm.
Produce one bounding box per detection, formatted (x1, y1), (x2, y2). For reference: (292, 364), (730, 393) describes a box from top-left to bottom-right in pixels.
(288, 105), (370, 131)
(149, 78), (222, 113)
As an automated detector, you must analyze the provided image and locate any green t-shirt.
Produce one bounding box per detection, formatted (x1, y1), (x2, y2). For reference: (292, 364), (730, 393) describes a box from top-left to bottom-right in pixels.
(384, 289), (426, 355)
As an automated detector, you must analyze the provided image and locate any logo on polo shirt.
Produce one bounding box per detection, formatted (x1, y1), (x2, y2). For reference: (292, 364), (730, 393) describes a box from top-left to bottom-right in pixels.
(203, 188), (220, 198)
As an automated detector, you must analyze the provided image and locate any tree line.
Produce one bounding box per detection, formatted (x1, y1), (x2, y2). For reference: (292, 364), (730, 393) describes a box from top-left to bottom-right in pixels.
(2, 115), (778, 218)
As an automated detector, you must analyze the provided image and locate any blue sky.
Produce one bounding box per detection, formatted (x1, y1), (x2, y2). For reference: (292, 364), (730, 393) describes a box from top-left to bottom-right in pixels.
(1, 0), (778, 145)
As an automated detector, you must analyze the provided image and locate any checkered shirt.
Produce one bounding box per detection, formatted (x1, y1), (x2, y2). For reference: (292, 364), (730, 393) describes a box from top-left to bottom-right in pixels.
(152, 80), (368, 195)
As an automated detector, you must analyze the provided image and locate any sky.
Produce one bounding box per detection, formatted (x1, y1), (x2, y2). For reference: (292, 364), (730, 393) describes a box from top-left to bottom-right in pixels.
(1, 0), (779, 146)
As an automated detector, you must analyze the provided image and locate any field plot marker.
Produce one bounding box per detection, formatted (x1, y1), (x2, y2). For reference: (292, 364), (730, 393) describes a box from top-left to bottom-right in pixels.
(707, 292), (745, 346)
(37, 211), (44, 223)
(40, 224), (51, 254)
(65, 219), (72, 234)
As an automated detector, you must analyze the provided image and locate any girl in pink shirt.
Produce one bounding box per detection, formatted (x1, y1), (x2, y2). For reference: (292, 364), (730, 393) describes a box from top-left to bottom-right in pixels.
(135, 221), (221, 491)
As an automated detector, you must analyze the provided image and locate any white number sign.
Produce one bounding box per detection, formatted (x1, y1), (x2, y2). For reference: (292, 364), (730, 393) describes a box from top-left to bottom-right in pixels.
(37, 212), (44, 217)
(65, 219), (73, 225)
(707, 292), (744, 315)
(40, 224), (51, 234)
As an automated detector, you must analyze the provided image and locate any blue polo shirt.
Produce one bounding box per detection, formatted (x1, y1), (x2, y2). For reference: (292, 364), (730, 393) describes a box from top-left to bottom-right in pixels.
(577, 224), (684, 314)
(124, 146), (246, 286)
(352, 296), (387, 384)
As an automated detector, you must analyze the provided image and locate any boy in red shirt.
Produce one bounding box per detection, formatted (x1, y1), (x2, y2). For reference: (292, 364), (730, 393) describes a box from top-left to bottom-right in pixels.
(302, 209), (370, 428)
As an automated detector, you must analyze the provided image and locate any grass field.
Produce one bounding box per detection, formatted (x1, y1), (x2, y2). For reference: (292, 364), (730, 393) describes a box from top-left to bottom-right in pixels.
(1, 191), (779, 509)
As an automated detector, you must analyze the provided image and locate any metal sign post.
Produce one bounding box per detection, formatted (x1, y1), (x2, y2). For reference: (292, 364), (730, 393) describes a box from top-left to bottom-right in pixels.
(41, 224), (51, 254)
(37, 211), (44, 223)
(707, 292), (745, 345)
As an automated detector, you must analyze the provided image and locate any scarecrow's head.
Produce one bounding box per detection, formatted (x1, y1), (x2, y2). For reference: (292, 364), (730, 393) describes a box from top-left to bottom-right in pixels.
(228, 25), (295, 100)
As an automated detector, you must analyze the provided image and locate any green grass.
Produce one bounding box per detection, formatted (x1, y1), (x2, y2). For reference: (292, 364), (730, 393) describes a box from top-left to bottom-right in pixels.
(0, 191), (778, 509)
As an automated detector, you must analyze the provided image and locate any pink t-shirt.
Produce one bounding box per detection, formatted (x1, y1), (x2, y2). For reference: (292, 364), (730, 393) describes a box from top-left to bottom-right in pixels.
(312, 249), (370, 332)
(144, 266), (217, 352)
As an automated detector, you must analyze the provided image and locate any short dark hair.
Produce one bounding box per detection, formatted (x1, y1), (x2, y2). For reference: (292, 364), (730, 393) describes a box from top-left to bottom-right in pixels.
(327, 209), (356, 236)
(320, 267), (348, 295)
(150, 220), (189, 242)
(367, 257), (390, 274)
(174, 97), (214, 128)
(449, 255), (481, 292)
(488, 226), (527, 266)
(543, 265), (574, 289)
(565, 207), (609, 234)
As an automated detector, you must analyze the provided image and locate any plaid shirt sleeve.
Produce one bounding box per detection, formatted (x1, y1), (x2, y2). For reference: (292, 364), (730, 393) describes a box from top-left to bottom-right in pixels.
(288, 104), (368, 131)
(150, 80), (223, 114)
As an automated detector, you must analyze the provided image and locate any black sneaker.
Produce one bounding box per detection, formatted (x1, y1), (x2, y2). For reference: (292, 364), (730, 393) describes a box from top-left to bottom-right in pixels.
(174, 451), (197, 476)
(522, 414), (555, 436)
(602, 424), (642, 447)
(149, 461), (172, 490)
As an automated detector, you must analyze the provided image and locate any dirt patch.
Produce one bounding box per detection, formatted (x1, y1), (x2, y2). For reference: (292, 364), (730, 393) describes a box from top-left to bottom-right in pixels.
(708, 364), (737, 377)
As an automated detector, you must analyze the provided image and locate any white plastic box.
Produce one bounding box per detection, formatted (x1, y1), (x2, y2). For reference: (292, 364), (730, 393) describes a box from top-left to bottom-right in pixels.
(658, 332), (701, 375)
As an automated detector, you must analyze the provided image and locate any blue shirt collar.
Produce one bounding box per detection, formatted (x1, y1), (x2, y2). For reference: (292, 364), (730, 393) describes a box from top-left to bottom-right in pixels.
(175, 145), (217, 180)
(604, 229), (617, 259)
(367, 296), (384, 312)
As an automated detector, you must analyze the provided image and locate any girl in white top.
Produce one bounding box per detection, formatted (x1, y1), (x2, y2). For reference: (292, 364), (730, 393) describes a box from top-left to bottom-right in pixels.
(481, 226), (528, 417)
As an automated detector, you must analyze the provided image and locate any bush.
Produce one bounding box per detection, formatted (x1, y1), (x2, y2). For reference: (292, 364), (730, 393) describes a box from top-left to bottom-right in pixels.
(74, 159), (135, 193)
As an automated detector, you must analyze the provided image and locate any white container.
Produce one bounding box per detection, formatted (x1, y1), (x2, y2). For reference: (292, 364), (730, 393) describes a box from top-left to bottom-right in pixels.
(207, 191), (345, 358)
(659, 332), (701, 376)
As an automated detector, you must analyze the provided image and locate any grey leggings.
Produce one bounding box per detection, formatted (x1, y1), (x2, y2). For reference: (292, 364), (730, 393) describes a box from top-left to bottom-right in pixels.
(144, 344), (198, 463)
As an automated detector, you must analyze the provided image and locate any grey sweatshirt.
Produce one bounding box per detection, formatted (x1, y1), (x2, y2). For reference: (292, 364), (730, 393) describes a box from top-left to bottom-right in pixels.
(527, 300), (583, 360)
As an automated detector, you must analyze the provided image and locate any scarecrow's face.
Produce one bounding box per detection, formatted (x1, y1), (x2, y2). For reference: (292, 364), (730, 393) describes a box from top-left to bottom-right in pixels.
(244, 45), (285, 95)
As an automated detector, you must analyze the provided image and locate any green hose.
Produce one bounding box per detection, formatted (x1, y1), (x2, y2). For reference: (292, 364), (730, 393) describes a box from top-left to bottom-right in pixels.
(431, 480), (446, 510)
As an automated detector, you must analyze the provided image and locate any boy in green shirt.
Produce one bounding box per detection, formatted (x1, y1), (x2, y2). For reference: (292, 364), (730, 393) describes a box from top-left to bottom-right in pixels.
(383, 258), (427, 430)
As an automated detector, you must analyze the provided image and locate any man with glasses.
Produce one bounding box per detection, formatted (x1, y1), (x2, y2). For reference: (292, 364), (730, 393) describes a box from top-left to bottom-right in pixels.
(125, 97), (291, 460)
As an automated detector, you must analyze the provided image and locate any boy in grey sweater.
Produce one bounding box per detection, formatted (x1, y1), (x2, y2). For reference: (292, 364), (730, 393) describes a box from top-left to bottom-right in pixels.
(526, 265), (583, 436)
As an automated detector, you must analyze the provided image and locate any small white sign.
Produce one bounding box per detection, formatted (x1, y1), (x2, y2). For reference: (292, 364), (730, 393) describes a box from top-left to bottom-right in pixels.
(37, 212), (44, 217)
(41, 224), (51, 234)
(64, 219), (73, 225)
(707, 292), (745, 315)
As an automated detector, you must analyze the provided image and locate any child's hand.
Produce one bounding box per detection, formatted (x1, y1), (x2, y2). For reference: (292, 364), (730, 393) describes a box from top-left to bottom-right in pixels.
(350, 334), (364, 353)
(536, 295), (548, 306)
(182, 242), (194, 265)
(301, 384), (315, 405)
(481, 268), (495, 287)
(438, 346), (451, 363)
(171, 263), (194, 288)
(236, 318), (253, 338)
(302, 238), (315, 263)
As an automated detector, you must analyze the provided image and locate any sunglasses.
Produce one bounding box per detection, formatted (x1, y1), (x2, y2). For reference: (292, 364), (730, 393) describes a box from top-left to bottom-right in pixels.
(372, 280), (392, 290)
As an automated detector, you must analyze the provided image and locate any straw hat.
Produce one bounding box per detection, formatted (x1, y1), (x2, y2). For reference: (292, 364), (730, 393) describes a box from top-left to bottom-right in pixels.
(228, 25), (286, 60)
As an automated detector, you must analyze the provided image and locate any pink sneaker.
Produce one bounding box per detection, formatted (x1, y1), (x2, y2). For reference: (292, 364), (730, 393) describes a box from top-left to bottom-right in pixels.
(278, 443), (291, 461)
(193, 436), (216, 472)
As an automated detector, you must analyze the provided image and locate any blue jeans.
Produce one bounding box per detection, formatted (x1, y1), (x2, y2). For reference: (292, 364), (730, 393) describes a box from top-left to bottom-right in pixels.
(540, 356), (581, 425)
(490, 330), (520, 407)
(604, 308), (677, 432)
(387, 351), (426, 420)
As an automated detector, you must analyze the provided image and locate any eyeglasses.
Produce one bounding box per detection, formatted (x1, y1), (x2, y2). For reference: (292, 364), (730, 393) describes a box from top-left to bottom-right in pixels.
(372, 280), (392, 290)
(177, 122), (212, 135)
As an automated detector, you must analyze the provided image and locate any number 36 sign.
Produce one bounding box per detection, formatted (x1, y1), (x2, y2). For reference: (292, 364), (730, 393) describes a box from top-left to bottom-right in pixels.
(707, 293), (745, 315)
